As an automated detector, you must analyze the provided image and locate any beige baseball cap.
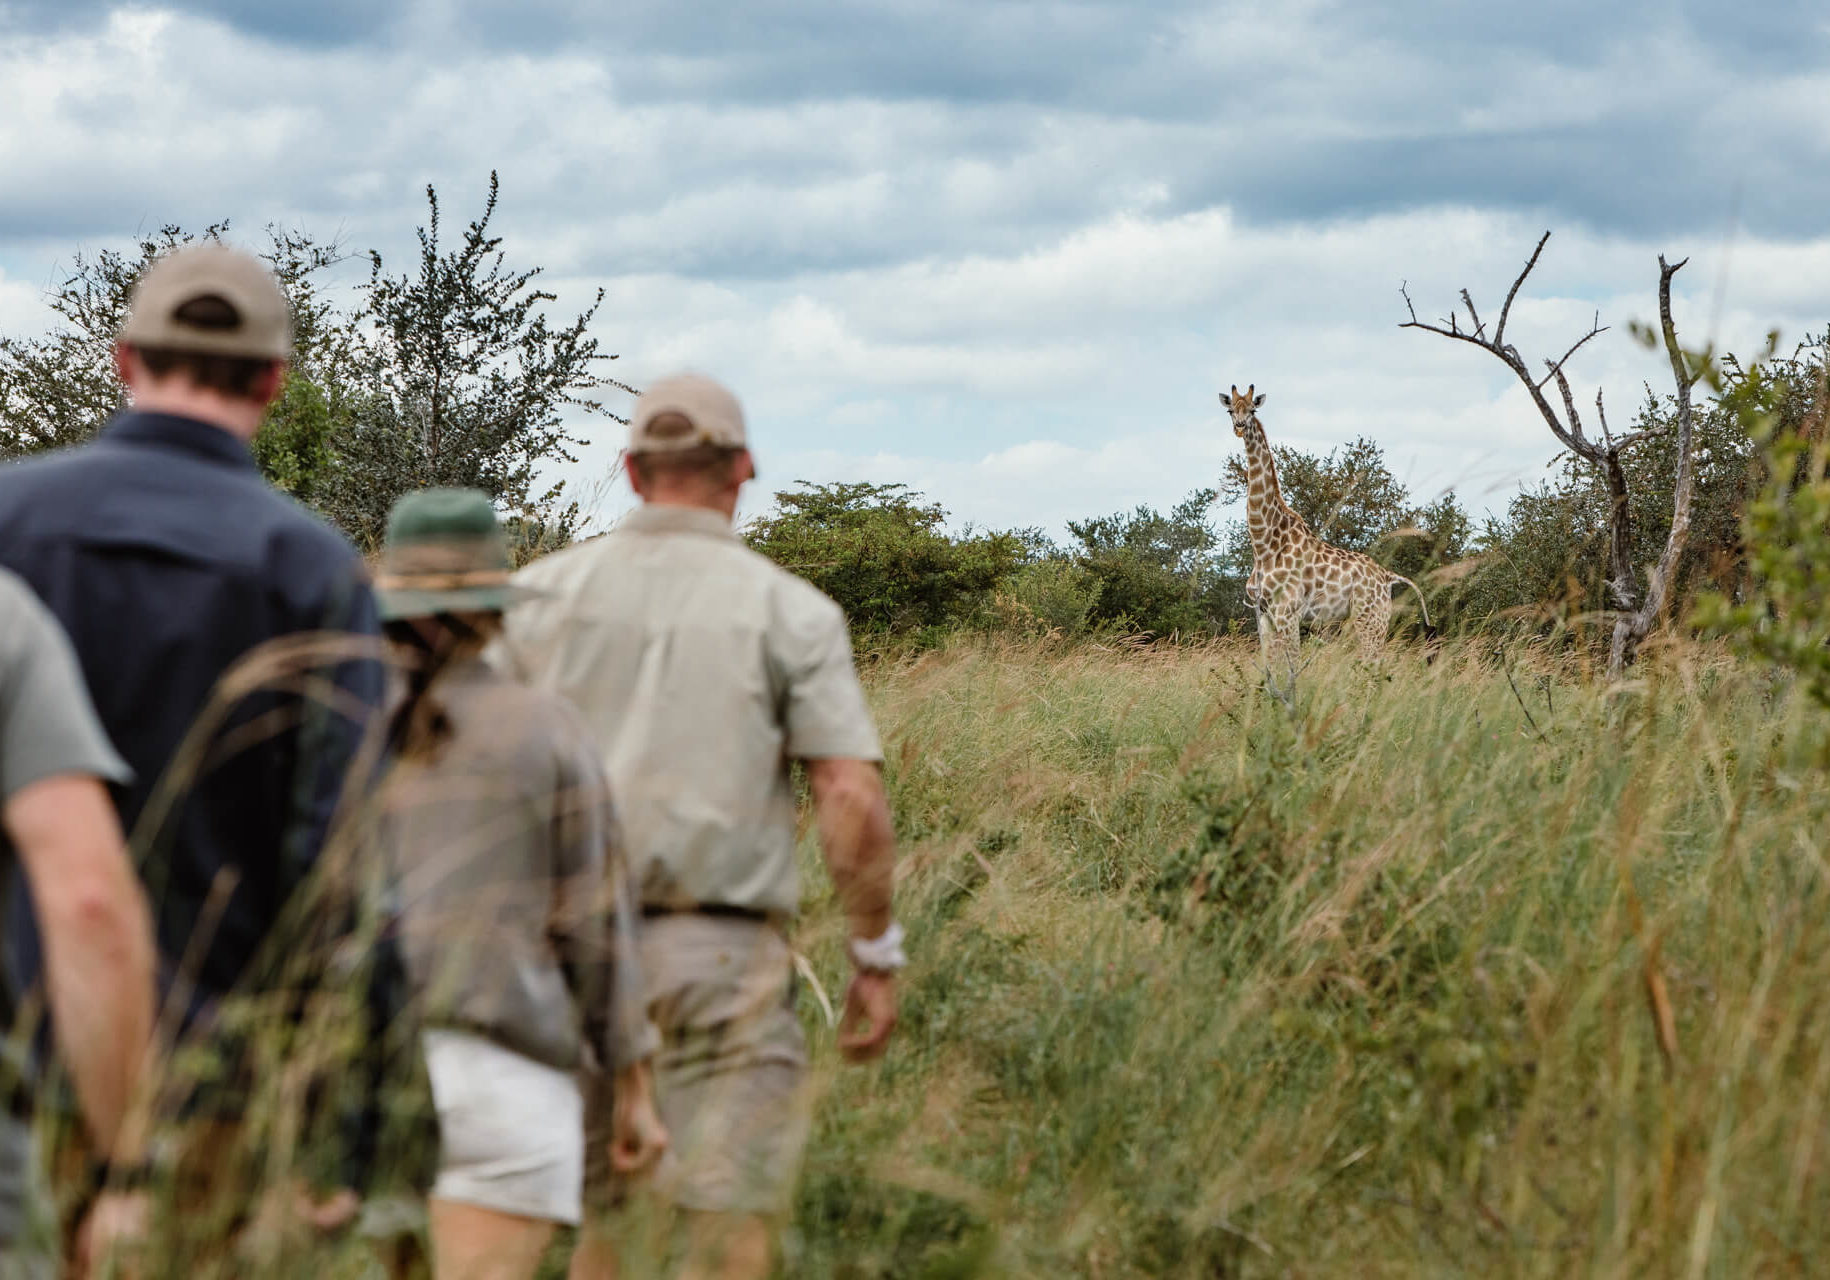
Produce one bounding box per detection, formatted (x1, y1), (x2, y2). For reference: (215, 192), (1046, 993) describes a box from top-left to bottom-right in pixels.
(628, 372), (748, 454)
(120, 243), (292, 361)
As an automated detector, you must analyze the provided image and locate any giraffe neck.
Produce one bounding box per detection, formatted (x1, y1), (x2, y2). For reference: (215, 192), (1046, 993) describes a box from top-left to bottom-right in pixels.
(1240, 419), (1302, 548)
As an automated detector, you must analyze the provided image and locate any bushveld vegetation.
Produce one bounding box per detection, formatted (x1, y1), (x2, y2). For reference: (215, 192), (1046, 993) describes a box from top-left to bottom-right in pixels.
(8, 181), (1830, 1276)
(777, 629), (1830, 1278)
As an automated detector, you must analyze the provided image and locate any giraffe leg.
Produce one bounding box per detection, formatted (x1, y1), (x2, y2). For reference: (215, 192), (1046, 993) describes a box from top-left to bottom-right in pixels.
(1263, 599), (1301, 698)
(1355, 588), (1392, 664)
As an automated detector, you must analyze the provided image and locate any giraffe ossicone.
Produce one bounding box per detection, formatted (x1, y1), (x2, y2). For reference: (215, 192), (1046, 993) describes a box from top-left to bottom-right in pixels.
(1222, 384), (1433, 694)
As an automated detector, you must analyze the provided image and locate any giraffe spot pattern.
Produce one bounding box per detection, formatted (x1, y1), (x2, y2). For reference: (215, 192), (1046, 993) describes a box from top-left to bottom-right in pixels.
(1224, 382), (1417, 674)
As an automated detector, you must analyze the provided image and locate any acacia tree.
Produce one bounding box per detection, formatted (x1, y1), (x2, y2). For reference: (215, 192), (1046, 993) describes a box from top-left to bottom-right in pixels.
(320, 172), (634, 549)
(1401, 233), (1702, 672)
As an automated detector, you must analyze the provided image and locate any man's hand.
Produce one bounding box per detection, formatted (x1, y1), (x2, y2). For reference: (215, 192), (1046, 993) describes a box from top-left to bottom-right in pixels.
(73, 1190), (150, 1279)
(610, 1061), (669, 1175)
(838, 971), (897, 1062)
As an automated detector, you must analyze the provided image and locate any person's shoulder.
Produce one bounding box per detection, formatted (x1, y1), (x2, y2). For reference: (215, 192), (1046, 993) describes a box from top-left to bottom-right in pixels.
(0, 443), (102, 514)
(459, 669), (604, 767)
(256, 490), (368, 583)
(0, 566), (49, 659)
(0, 565), (62, 637)
(0, 565), (37, 613)
(257, 488), (356, 552)
(763, 560), (849, 631)
(0, 568), (76, 696)
(514, 534), (606, 589)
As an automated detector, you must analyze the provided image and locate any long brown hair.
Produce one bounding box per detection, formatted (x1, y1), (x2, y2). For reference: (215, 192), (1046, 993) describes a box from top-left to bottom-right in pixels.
(384, 612), (503, 762)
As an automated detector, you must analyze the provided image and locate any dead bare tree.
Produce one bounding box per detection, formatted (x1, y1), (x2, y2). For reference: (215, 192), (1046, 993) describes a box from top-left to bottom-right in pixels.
(1400, 232), (1702, 674)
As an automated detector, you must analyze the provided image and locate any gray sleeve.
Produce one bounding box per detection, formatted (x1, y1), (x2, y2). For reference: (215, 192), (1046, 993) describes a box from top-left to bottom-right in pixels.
(0, 582), (130, 802)
(552, 709), (655, 1069)
(772, 585), (884, 762)
(549, 721), (614, 1067)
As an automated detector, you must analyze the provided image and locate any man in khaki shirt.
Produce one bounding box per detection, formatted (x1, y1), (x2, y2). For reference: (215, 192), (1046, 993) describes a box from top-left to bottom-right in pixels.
(496, 373), (900, 1280)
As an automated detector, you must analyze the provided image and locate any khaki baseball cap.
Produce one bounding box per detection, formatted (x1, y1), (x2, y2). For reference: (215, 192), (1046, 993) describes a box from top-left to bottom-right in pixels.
(628, 372), (747, 454)
(120, 243), (292, 361)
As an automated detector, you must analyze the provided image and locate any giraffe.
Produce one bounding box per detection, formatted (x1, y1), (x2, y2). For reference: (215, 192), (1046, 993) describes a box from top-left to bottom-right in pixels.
(1223, 384), (1432, 692)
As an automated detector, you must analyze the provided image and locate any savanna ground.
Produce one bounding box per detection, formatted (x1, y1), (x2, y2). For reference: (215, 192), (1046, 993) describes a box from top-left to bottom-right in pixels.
(91, 630), (1830, 1279)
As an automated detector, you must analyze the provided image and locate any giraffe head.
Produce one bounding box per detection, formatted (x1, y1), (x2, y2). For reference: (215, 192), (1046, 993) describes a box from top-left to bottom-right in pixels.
(1223, 384), (1266, 438)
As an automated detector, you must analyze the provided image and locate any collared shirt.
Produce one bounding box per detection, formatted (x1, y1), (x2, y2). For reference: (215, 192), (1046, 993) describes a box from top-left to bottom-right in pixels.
(374, 657), (649, 1072)
(496, 503), (883, 918)
(0, 411), (382, 1014)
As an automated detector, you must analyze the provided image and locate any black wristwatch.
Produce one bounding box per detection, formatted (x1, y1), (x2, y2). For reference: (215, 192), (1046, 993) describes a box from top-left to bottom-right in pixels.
(87, 1155), (158, 1195)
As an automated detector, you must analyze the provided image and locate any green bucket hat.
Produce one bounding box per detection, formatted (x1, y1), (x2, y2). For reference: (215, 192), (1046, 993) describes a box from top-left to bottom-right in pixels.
(373, 488), (539, 621)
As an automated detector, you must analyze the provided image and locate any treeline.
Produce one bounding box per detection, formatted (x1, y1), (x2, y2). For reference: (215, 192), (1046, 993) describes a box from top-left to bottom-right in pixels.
(3, 177), (1825, 653)
(742, 339), (1827, 649)
(741, 437), (1472, 645)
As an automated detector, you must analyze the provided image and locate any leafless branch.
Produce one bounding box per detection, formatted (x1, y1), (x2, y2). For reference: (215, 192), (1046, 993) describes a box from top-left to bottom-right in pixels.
(1659, 255), (1697, 389)
(1459, 289), (1486, 341)
(1401, 231), (1651, 656)
(1595, 388), (1612, 446)
(1609, 254), (1697, 674)
(1494, 230), (1551, 348)
(1534, 315), (1608, 392)
(1552, 368), (1588, 449)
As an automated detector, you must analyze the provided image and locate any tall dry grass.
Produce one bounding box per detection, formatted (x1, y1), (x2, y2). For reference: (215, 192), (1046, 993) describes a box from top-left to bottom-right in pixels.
(48, 630), (1830, 1277)
(782, 633), (1830, 1277)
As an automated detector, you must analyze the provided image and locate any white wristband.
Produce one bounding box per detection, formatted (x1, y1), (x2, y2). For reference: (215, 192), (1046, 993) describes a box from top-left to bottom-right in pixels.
(847, 921), (907, 973)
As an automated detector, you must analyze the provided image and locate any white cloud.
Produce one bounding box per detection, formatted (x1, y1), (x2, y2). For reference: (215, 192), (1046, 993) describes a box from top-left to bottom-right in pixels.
(4, 3), (1829, 547)
(0, 266), (51, 336)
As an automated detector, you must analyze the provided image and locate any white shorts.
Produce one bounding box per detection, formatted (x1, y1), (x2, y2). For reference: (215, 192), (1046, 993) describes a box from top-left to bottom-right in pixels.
(423, 1028), (584, 1224)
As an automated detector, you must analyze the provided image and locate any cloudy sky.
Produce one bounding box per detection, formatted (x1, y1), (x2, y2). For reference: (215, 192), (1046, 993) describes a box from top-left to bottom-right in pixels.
(2, 0), (1826, 536)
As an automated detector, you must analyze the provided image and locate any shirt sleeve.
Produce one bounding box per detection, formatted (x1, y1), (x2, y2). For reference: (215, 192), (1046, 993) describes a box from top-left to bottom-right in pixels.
(487, 562), (558, 685)
(770, 584), (884, 762)
(552, 711), (656, 1071)
(0, 579), (131, 801)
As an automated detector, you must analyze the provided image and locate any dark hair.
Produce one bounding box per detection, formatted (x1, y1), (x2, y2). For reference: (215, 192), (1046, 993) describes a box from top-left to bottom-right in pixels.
(384, 614), (503, 763)
(628, 442), (746, 488)
(133, 347), (277, 399)
(131, 293), (278, 398)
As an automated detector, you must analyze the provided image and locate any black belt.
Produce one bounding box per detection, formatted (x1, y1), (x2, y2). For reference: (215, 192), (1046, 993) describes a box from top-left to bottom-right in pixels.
(641, 903), (774, 924)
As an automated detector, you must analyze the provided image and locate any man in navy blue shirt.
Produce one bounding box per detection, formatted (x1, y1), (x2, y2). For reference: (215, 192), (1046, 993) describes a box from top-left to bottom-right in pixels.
(0, 244), (391, 1250)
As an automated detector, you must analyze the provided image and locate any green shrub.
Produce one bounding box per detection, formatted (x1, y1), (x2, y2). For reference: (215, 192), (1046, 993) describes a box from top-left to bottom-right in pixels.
(746, 482), (1022, 634)
(1694, 357), (1830, 706)
(995, 560), (1102, 637)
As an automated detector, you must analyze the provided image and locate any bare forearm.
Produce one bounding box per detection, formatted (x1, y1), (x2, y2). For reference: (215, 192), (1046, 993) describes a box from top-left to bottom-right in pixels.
(41, 892), (157, 1154)
(9, 778), (157, 1157)
(808, 759), (895, 938)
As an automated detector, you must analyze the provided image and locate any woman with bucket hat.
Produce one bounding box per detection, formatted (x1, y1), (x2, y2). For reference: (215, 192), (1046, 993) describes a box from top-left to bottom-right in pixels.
(368, 488), (665, 1279)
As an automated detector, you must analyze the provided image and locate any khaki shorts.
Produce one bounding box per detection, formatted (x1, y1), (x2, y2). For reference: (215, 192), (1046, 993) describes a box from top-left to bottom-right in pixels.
(587, 915), (810, 1218)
